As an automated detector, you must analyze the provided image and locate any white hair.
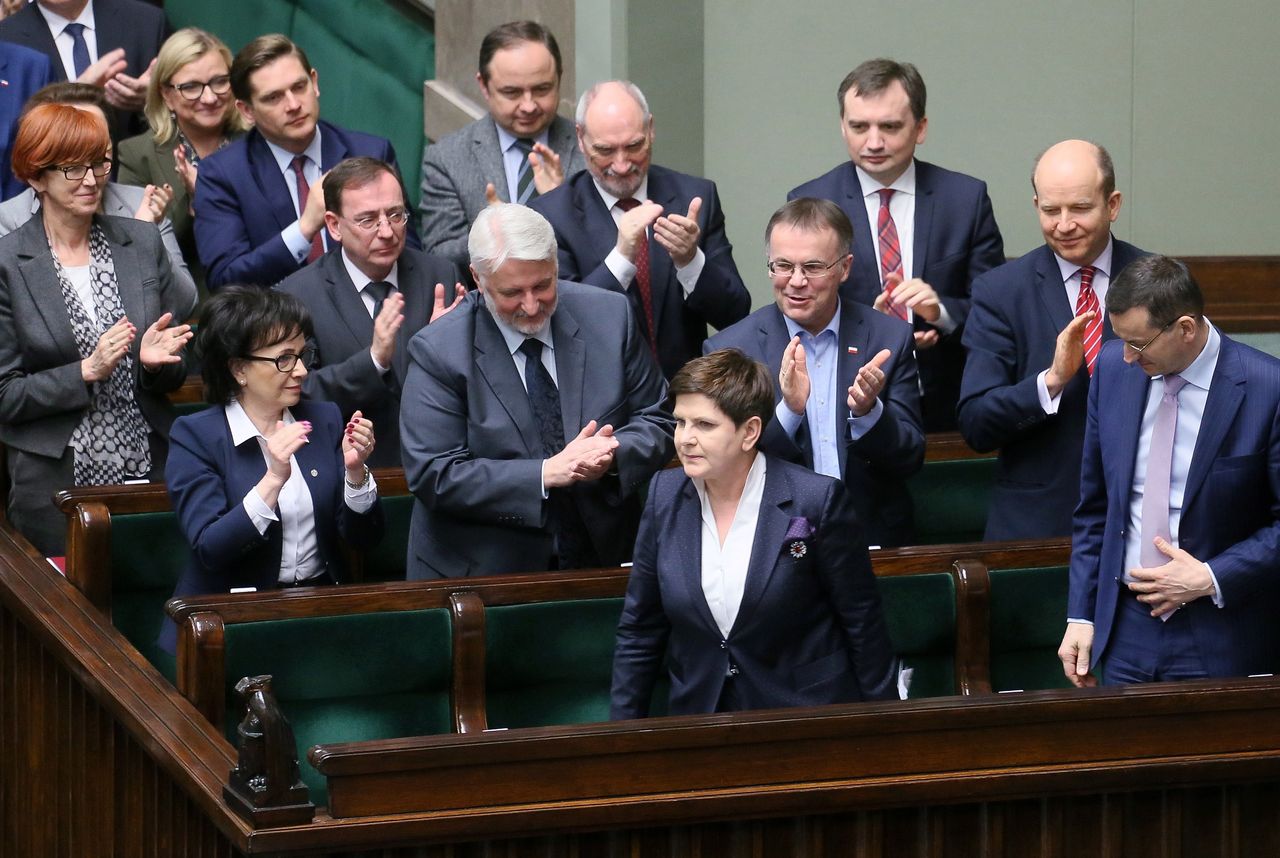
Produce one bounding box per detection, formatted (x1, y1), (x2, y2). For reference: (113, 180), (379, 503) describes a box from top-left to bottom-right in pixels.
(574, 79), (651, 126)
(467, 203), (558, 279)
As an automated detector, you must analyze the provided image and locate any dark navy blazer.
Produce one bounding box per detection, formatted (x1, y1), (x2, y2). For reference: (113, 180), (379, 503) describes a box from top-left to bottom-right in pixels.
(789, 159), (1005, 431)
(0, 43), (52, 200)
(610, 456), (898, 718)
(1070, 335), (1280, 678)
(194, 121), (420, 289)
(958, 240), (1146, 540)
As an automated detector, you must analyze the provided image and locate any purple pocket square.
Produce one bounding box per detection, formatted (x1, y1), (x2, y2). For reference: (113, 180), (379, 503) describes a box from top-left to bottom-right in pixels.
(785, 516), (815, 541)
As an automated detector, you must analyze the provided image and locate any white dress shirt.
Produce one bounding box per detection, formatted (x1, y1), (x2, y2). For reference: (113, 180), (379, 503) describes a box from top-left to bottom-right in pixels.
(495, 121), (550, 203)
(695, 452), (767, 638)
(486, 306), (558, 496)
(227, 400), (377, 585)
(1036, 237), (1116, 414)
(593, 175), (706, 298)
(36, 1), (98, 81)
(340, 249), (400, 374)
(265, 129), (328, 263)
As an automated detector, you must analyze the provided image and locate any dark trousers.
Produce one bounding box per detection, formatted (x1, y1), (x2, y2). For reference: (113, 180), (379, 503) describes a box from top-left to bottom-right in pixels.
(1101, 588), (1209, 685)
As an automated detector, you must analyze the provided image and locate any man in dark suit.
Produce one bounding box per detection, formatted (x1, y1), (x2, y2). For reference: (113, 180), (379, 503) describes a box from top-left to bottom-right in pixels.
(275, 157), (464, 468)
(194, 34), (419, 290)
(400, 203), (673, 579)
(419, 20), (585, 270)
(705, 199), (924, 547)
(0, 42), (53, 199)
(530, 80), (750, 379)
(959, 139), (1146, 540)
(0, 0), (167, 139)
(1059, 256), (1280, 687)
(789, 59), (1004, 432)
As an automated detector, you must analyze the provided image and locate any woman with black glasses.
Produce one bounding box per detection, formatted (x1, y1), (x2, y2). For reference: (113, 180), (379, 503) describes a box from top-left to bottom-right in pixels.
(161, 286), (383, 647)
(0, 103), (194, 555)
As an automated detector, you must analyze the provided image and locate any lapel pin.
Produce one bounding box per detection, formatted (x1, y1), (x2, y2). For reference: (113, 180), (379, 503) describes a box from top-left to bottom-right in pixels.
(847, 346), (859, 355)
(310, 469), (318, 477)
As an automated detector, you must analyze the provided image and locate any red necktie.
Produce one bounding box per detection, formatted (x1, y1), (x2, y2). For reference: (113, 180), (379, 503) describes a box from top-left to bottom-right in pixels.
(616, 198), (657, 354)
(290, 155), (324, 263)
(1076, 265), (1101, 376)
(876, 189), (908, 321)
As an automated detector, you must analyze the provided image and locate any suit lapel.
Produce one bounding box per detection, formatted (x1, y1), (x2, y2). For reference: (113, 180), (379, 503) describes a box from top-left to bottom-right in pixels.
(672, 478), (721, 635)
(101, 186), (134, 219)
(760, 308), (814, 466)
(550, 302), (585, 435)
(13, 5), (62, 78)
(473, 306), (542, 457)
(14, 218), (79, 364)
(912, 165), (935, 278)
(395, 252), (432, 383)
(1183, 339), (1245, 511)
(100, 219), (145, 331)
(471, 119), (509, 202)
(645, 168), (679, 329)
(841, 165), (880, 306)
(573, 176), (621, 271)
(835, 303), (870, 475)
(321, 252), (375, 350)
(317, 121), (351, 171)
(247, 132), (301, 233)
(732, 461), (792, 635)
(1034, 247), (1075, 333)
(1111, 359), (1151, 510)
(548, 116), (579, 162)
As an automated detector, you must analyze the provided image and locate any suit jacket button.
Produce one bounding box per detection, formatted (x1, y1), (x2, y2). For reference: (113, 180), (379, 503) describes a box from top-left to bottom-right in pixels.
(720, 640), (727, 650)
(728, 666), (740, 676)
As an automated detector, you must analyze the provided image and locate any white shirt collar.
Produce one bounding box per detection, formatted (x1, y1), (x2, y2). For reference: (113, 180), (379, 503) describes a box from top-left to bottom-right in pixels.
(691, 448), (768, 509)
(1167, 320), (1220, 392)
(37, 1), (94, 34)
(225, 399), (295, 446)
(495, 121), (550, 153)
(340, 248), (398, 293)
(1053, 235), (1115, 283)
(486, 303), (555, 357)
(855, 159), (916, 198)
(593, 175), (651, 212)
(265, 125), (323, 174)
(782, 298), (842, 340)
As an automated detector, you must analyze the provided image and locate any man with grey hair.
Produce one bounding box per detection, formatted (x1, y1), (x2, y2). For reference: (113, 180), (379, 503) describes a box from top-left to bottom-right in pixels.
(530, 79), (749, 379)
(399, 202), (673, 579)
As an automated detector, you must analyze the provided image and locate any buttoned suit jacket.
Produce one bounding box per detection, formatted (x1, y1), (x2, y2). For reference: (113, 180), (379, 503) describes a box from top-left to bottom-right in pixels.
(418, 114), (585, 269)
(400, 281), (674, 579)
(0, 42), (53, 200)
(1069, 336), (1280, 677)
(275, 245), (462, 468)
(530, 164), (751, 379)
(0, 183), (196, 301)
(160, 399), (386, 651)
(789, 159), (1005, 432)
(194, 121), (420, 289)
(958, 239), (1147, 540)
(704, 302), (924, 547)
(0, 0), (168, 139)
(610, 456), (899, 718)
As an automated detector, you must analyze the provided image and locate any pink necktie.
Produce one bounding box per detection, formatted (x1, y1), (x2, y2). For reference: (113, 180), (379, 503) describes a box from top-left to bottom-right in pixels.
(1140, 374), (1188, 568)
(291, 156), (324, 263)
(1076, 266), (1101, 376)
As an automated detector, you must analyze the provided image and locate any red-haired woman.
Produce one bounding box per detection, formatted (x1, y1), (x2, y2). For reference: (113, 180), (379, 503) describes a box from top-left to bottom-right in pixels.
(0, 103), (196, 555)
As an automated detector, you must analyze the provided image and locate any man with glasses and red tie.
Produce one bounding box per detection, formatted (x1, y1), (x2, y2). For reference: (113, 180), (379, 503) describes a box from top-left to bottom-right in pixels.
(789, 58), (1005, 432)
(1058, 255), (1280, 686)
(276, 157), (464, 468)
(959, 139), (1147, 541)
(705, 198), (924, 548)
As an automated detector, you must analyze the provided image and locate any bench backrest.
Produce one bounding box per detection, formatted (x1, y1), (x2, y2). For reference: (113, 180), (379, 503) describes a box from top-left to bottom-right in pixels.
(908, 456), (999, 545)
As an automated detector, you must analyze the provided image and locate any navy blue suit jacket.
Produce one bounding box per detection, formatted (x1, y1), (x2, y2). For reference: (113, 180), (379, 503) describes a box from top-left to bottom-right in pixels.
(275, 246), (461, 468)
(1069, 335), (1280, 678)
(0, 42), (52, 200)
(958, 240), (1147, 540)
(164, 399), (384, 611)
(529, 164), (750, 379)
(0, 0), (167, 140)
(789, 159), (1004, 431)
(704, 303), (924, 547)
(610, 456), (898, 718)
(194, 121), (420, 289)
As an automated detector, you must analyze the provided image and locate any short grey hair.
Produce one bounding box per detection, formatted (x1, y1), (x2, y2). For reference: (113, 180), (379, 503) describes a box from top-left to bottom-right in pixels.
(575, 79), (651, 126)
(468, 203), (558, 279)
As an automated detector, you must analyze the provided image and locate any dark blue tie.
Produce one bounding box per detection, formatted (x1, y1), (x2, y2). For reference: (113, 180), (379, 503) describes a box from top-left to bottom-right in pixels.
(518, 338), (594, 568)
(63, 23), (91, 79)
(365, 280), (393, 322)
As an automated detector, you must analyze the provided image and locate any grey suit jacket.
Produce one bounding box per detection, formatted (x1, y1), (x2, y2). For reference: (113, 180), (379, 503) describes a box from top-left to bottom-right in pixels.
(0, 185), (197, 306)
(400, 281), (674, 579)
(0, 213), (192, 459)
(418, 114), (586, 268)
(275, 245), (462, 468)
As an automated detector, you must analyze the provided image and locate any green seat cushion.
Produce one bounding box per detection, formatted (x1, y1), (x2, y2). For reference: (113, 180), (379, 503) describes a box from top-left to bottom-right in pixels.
(989, 566), (1072, 692)
(223, 608), (453, 804)
(109, 511), (188, 680)
(485, 599), (624, 729)
(907, 457), (998, 544)
(361, 493), (412, 582)
(878, 573), (956, 698)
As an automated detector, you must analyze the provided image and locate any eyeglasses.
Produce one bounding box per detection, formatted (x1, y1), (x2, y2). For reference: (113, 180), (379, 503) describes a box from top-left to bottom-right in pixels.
(1123, 318), (1182, 354)
(767, 258), (844, 280)
(345, 209), (411, 232)
(49, 160), (112, 181)
(241, 346), (316, 373)
(169, 75), (232, 101)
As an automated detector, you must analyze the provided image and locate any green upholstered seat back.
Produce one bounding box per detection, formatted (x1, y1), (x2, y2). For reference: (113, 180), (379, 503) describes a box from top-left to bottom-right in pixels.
(485, 598), (629, 729)
(222, 608), (453, 805)
(907, 457), (999, 545)
(878, 573), (957, 698)
(989, 565), (1072, 692)
(361, 493), (413, 582)
(109, 511), (188, 682)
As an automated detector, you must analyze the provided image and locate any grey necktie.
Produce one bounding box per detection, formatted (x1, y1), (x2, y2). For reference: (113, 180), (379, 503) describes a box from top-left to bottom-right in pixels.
(365, 280), (393, 321)
(514, 138), (537, 204)
(1140, 374), (1188, 568)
